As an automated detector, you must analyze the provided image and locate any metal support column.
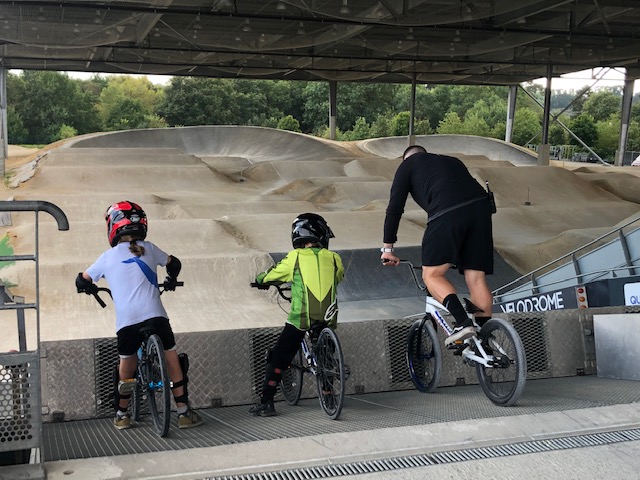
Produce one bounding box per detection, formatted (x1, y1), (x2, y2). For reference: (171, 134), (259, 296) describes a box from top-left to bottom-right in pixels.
(616, 69), (637, 167)
(329, 81), (337, 141)
(538, 66), (552, 166)
(0, 66), (7, 177)
(505, 85), (517, 143)
(408, 73), (416, 145)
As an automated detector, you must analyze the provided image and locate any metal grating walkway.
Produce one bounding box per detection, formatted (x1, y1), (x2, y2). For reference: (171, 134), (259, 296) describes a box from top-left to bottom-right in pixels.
(43, 376), (640, 463)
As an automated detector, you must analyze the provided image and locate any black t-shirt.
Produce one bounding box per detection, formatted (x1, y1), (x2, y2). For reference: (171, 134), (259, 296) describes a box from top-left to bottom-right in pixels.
(383, 152), (486, 243)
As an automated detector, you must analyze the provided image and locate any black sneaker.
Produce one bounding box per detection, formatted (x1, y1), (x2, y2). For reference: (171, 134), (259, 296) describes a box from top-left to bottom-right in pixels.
(249, 401), (276, 417)
(444, 323), (476, 347)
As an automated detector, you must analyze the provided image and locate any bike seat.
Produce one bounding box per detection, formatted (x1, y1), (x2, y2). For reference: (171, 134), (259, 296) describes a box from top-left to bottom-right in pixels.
(139, 326), (156, 336)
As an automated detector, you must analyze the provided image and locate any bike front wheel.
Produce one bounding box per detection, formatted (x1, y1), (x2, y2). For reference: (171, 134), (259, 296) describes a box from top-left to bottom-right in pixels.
(280, 348), (304, 406)
(475, 318), (526, 406)
(406, 317), (442, 393)
(145, 334), (172, 436)
(315, 328), (346, 420)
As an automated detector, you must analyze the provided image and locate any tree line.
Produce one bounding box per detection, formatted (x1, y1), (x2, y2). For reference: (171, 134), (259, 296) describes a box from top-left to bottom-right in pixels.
(7, 70), (640, 161)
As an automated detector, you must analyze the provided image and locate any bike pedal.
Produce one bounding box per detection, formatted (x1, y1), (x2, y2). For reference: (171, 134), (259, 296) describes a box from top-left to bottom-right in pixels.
(449, 344), (466, 355)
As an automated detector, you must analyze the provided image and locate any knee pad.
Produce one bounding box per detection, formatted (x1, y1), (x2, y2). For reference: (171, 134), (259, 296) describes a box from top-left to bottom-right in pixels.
(112, 364), (135, 411)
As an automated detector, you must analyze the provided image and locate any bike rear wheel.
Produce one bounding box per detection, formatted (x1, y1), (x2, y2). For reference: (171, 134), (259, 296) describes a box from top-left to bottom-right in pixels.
(475, 318), (526, 406)
(131, 372), (142, 422)
(314, 328), (346, 420)
(145, 334), (172, 436)
(280, 348), (304, 406)
(406, 317), (442, 393)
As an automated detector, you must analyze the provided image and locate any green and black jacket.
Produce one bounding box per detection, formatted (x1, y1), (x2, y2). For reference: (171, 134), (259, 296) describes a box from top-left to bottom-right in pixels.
(256, 247), (344, 331)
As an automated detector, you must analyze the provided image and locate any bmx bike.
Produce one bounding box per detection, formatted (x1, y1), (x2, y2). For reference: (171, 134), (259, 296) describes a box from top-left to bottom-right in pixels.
(398, 260), (526, 406)
(251, 282), (347, 419)
(91, 281), (183, 436)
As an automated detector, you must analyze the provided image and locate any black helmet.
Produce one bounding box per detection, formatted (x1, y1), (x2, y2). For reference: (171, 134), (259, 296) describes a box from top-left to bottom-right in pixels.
(291, 213), (334, 249)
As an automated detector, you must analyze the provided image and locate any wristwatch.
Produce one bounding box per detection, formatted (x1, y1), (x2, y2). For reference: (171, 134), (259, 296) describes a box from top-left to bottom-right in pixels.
(380, 247), (394, 253)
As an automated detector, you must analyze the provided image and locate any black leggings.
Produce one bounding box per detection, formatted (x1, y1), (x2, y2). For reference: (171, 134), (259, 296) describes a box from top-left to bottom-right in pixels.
(261, 323), (306, 403)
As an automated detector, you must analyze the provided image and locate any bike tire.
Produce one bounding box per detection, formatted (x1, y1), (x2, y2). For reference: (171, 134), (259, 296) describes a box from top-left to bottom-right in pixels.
(315, 327), (346, 420)
(131, 374), (142, 422)
(406, 317), (442, 393)
(145, 334), (172, 437)
(475, 318), (527, 406)
(280, 348), (304, 406)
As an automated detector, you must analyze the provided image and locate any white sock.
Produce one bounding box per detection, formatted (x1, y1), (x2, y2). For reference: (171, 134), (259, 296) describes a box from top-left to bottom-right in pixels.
(177, 406), (188, 415)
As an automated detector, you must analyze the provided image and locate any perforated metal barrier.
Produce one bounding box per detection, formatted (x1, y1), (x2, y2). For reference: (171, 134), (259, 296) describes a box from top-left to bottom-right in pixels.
(36, 305), (640, 422)
(0, 352), (41, 451)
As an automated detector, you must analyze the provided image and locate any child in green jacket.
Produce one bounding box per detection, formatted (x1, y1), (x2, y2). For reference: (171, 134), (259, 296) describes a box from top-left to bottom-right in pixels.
(250, 213), (344, 416)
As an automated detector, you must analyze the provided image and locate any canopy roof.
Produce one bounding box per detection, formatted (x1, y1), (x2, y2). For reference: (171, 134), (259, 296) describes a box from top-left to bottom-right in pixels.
(2, 1), (640, 85)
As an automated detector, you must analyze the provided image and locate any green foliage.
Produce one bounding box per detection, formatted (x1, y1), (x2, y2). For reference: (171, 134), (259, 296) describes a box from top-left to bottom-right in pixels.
(569, 114), (598, 146)
(370, 114), (392, 138)
(511, 108), (542, 146)
(8, 71), (100, 144)
(391, 112), (411, 136)
(7, 105), (28, 144)
(414, 119), (432, 135)
(344, 117), (371, 141)
(594, 114), (620, 160)
(277, 115), (301, 132)
(57, 124), (78, 140)
(583, 90), (621, 122)
(104, 97), (147, 131)
(139, 115), (169, 129)
(436, 112), (464, 134)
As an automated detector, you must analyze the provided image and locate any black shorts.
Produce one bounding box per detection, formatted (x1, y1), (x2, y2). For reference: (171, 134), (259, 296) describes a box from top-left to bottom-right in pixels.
(116, 317), (177, 357)
(422, 199), (494, 275)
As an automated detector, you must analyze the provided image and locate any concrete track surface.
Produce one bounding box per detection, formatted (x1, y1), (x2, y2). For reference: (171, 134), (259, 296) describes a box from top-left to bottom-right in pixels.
(2, 127), (640, 350)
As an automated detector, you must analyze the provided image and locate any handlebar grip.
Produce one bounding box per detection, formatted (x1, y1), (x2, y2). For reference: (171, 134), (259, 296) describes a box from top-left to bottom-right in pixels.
(93, 292), (107, 308)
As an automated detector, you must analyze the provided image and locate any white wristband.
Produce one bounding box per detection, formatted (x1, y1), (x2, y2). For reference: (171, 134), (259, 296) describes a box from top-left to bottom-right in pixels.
(380, 247), (394, 253)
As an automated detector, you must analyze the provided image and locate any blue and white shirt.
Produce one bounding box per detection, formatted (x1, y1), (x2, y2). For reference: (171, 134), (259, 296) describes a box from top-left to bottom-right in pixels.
(86, 241), (169, 332)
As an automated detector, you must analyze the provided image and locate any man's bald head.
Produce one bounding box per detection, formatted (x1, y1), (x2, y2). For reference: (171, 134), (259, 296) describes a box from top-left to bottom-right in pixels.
(402, 145), (427, 160)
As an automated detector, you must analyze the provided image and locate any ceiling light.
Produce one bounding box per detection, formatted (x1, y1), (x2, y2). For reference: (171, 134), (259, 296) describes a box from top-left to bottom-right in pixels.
(340, 0), (350, 15)
(297, 21), (305, 35)
(406, 28), (414, 40)
(453, 29), (461, 42)
(607, 39), (614, 50)
(276, 1), (286, 11)
(242, 19), (251, 32)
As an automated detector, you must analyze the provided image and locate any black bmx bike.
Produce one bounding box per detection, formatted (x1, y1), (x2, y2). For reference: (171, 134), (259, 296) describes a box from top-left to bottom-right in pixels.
(92, 281), (183, 437)
(251, 282), (347, 420)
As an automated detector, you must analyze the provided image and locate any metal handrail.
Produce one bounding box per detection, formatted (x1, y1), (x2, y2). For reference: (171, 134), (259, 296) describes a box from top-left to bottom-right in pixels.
(495, 265), (640, 301)
(493, 213), (640, 297)
(0, 200), (69, 230)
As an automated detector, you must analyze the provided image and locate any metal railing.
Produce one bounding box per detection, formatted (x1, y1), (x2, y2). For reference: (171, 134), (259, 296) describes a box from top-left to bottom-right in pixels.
(494, 214), (640, 303)
(0, 201), (68, 470)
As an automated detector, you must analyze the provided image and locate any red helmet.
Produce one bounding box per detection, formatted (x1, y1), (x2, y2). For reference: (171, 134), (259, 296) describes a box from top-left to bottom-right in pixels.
(105, 201), (147, 247)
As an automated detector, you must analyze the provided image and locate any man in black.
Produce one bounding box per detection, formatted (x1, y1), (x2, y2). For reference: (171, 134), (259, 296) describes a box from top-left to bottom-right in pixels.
(381, 145), (494, 346)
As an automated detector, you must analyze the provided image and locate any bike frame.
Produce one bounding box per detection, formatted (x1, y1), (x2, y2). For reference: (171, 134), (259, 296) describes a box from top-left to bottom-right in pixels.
(405, 262), (498, 369)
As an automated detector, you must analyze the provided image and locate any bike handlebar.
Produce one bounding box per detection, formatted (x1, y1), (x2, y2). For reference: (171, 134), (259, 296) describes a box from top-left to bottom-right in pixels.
(91, 281), (184, 308)
(395, 260), (430, 295)
(250, 282), (292, 302)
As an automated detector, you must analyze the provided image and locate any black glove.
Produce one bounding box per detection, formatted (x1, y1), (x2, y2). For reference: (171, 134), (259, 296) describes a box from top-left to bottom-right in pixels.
(76, 273), (98, 295)
(163, 276), (178, 291)
(250, 282), (270, 290)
